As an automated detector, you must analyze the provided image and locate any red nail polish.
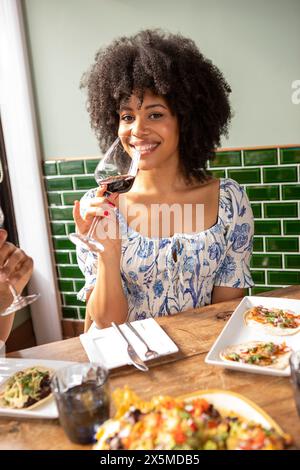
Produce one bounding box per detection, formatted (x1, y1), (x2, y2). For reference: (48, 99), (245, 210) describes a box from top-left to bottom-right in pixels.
(103, 210), (109, 216)
(108, 201), (115, 207)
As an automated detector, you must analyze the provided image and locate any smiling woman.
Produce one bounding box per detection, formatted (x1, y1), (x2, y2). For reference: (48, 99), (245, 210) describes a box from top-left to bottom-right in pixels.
(73, 29), (254, 331)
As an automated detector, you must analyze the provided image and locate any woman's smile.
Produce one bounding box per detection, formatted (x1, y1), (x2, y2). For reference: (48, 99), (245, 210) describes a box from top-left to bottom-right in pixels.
(129, 140), (161, 157)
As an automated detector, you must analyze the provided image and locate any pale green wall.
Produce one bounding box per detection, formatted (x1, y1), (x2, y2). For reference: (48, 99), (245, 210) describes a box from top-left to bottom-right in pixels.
(23, 0), (300, 159)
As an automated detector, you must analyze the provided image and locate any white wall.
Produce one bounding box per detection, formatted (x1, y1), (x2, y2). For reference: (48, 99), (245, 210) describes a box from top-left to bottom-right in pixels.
(23, 0), (300, 158)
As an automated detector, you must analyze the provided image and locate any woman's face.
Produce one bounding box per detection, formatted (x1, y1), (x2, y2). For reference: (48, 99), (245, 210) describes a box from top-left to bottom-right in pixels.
(118, 90), (180, 171)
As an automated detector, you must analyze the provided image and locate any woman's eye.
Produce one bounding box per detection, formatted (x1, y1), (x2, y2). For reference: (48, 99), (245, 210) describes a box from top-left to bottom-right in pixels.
(120, 115), (134, 122)
(149, 113), (163, 120)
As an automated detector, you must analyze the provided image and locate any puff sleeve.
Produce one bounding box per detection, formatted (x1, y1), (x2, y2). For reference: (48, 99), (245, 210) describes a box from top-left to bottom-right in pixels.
(213, 179), (255, 288)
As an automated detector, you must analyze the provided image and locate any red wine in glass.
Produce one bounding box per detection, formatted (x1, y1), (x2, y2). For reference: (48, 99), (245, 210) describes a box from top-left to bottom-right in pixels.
(95, 174), (135, 194)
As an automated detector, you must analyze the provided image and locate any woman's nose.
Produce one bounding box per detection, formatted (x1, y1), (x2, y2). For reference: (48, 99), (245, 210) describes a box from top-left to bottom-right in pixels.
(131, 117), (149, 137)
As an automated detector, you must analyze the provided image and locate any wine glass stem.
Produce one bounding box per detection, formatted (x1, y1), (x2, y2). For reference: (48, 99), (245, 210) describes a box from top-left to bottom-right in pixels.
(87, 216), (101, 238)
(8, 283), (20, 303)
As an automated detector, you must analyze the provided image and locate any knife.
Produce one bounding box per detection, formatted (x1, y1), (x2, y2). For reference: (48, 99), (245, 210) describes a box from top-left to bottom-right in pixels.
(111, 322), (149, 372)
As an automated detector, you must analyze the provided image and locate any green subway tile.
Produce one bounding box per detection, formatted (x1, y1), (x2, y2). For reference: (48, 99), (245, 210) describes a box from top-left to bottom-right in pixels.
(71, 252), (78, 264)
(52, 237), (74, 250)
(43, 162), (57, 176)
(58, 160), (84, 175)
(251, 204), (262, 218)
(263, 167), (297, 183)
(85, 160), (99, 174)
(51, 222), (66, 236)
(66, 223), (76, 234)
(283, 221), (300, 235)
(47, 193), (62, 206)
(79, 308), (87, 320)
(244, 149), (277, 166)
(58, 266), (84, 279)
(227, 169), (260, 184)
(246, 185), (279, 201)
(264, 202), (298, 218)
(75, 280), (85, 291)
(254, 220), (281, 235)
(63, 293), (84, 307)
(280, 147), (300, 164)
(267, 271), (300, 285)
(62, 191), (86, 206)
(210, 151), (241, 167)
(250, 254), (282, 269)
(45, 177), (73, 191)
(251, 286), (276, 295)
(54, 251), (70, 264)
(59, 280), (74, 292)
(49, 207), (73, 221)
(266, 237), (299, 252)
(251, 270), (265, 284)
(285, 255), (300, 269)
(74, 176), (96, 190)
(282, 185), (300, 200)
(253, 237), (263, 251)
(62, 307), (79, 319)
(210, 170), (226, 178)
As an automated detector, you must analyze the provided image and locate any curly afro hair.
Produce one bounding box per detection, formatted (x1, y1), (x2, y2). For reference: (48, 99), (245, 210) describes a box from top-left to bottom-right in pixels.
(81, 29), (232, 182)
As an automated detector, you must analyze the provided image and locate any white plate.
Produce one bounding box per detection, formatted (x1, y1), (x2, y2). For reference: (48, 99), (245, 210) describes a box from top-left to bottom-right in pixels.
(80, 318), (179, 369)
(0, 358), (77, 419)
(205, 296), (300, 376)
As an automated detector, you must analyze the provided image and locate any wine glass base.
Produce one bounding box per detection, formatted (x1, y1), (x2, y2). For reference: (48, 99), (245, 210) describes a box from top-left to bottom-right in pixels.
(0, 293), (40, 317)
(69, 233), (104, 253)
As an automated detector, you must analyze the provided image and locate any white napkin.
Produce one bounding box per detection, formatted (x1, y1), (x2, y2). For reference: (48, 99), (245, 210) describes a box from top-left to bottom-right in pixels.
(80, 318), (179, 369)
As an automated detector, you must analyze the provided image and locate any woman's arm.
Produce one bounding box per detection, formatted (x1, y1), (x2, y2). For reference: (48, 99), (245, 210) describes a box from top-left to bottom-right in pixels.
(0, 229), (33, 342)
(86, 248), (128, 329)
(211, 286), (245, 304)
(74, 187), (128, 330)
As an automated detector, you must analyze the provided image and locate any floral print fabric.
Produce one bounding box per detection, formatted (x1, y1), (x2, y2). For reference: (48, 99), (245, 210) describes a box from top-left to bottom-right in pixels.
(77, 178), (254, 321)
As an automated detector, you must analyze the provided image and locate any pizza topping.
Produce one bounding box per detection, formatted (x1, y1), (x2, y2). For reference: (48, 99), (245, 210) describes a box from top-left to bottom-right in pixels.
(95, 388), (290, 450)
(248, 306), (300, 329)
(0, 366), (52, 409)
(224, 342), (291, 367)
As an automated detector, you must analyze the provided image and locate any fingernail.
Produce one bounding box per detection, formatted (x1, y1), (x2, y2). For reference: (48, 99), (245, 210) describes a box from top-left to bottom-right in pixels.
(108, 201), (115, 207)
(103, 210), (109, 217)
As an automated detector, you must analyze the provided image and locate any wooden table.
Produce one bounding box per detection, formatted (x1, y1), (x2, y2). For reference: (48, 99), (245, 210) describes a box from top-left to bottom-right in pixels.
(1, 285), (300, 450)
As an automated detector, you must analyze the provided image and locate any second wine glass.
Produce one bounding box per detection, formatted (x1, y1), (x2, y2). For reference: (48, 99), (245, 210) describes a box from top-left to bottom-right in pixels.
(69, 137), (140, 253)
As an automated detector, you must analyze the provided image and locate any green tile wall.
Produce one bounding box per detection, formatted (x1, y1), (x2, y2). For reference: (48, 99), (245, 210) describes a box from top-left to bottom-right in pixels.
(43, 147), (300, 321)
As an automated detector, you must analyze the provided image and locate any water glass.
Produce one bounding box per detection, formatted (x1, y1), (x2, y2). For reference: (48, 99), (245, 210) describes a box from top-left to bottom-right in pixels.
(51, 363), (109, 444)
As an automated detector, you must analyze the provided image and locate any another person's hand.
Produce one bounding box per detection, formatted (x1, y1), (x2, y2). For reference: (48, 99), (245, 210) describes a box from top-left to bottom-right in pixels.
(73, 186), (121, 255)
(0, 229), (33, 311)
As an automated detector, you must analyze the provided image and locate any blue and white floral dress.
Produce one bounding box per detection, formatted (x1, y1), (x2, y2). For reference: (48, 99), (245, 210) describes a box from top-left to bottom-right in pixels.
(77, 178), (254, 321)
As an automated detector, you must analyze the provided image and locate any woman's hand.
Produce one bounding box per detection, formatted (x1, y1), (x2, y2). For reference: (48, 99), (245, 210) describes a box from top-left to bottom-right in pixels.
(73, 186), (121, 255)
(0, 229), (34, 311)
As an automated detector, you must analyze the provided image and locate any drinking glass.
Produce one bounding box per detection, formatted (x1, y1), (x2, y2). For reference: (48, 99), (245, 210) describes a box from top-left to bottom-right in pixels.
(69, 137), (140, 252)
(51, 363), (110, 444)
(0, 205), (4, 228)
(0, 210), (40, 317)
(289, 350), (300, 417)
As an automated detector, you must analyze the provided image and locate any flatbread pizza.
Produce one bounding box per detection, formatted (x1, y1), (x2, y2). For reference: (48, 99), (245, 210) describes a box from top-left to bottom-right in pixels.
(0, 365), (53, 410)
(220, 341), (292, 369)
(94, 387), (291, 450)
(244, 305), (300, 336)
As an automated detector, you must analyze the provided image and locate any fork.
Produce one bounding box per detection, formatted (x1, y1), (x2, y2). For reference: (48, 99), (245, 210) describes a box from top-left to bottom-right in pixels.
(126, 322), (159, 359)
(111, 322), (149, 372)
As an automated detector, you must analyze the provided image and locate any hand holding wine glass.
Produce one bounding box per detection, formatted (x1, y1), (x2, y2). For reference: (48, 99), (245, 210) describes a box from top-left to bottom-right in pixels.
(0, 229), (39, 316)
(69, 137), (140, 253)
(73, 184), (121, 255)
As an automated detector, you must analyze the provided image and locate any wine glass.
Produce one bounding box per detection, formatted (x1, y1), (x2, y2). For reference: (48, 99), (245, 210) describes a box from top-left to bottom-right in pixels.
(0, 212), (40, 317)
(69, 137), (140, 253)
